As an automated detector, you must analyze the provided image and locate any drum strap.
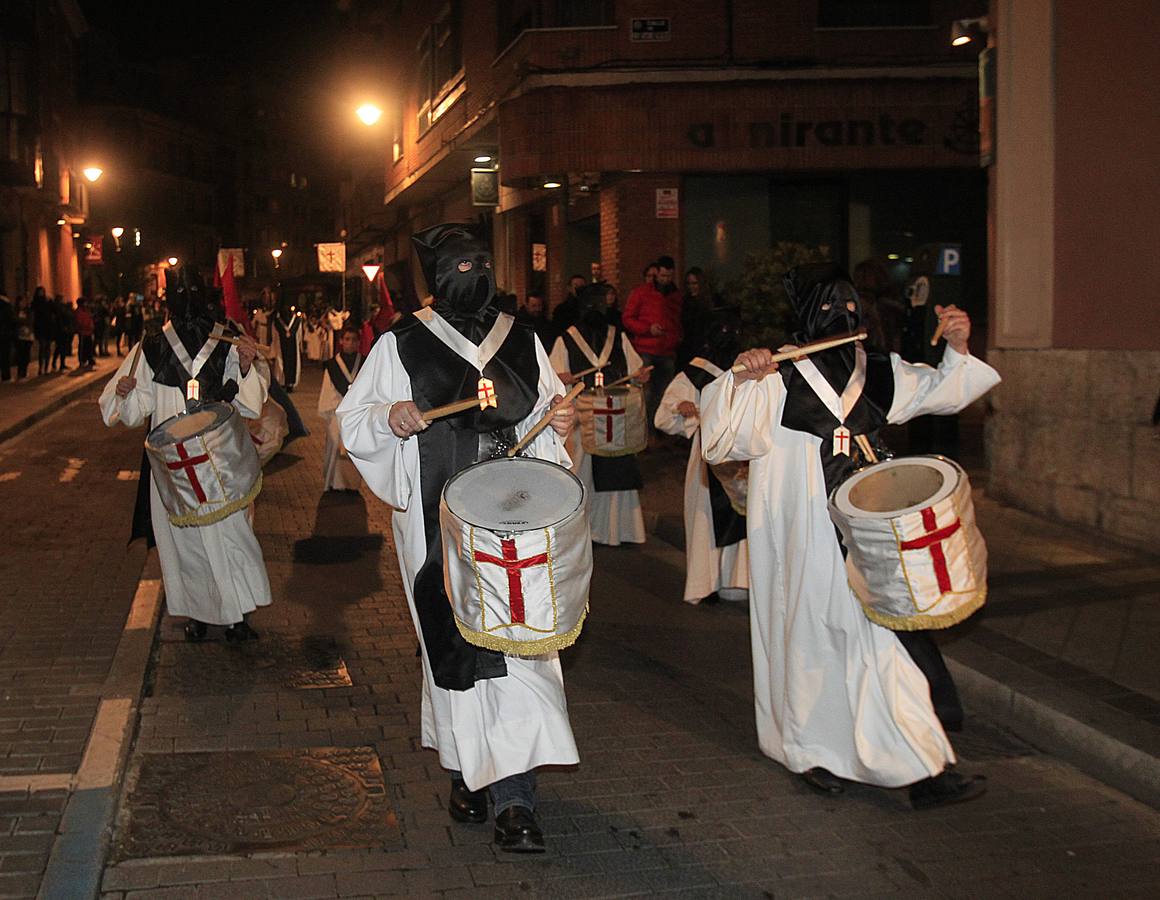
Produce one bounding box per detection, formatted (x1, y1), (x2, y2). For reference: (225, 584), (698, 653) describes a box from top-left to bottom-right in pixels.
(162, 322), (218, 382)
(792, 344), (867, 424)
(415, 307), (513, 372)
(565, 325), (616, 369)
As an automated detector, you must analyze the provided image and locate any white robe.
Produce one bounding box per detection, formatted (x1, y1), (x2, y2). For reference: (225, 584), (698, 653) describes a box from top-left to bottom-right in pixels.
(700, 345), (1000, 787)
(337, 327), (580, 792)
(99, 342), (273, 626)
(318, 364), (362, 491)
(549, 332), (646, 546)
(654, 364), (749, 604)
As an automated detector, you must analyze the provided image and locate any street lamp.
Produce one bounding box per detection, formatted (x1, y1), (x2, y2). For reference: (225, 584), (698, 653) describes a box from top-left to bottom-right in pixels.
(111, 226), (124, 239)
(82, 166), (104, 183)
(271, 247), (283, 269)
(356, 103), (383, 126)
(167, 257), (178, 266)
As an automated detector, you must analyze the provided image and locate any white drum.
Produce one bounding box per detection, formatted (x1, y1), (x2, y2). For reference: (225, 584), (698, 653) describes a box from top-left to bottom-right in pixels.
(440, 457), (592, 655)
(145, 402), (262, 527)
(577, 385), (647, 457)
(829, 455), (986, 631)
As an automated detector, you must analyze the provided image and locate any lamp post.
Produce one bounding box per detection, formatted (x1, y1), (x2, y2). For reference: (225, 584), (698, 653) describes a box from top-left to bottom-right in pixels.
(82, 166), (104, 183)
(356, 103), (383, 126)
(271, 247), (283, 270)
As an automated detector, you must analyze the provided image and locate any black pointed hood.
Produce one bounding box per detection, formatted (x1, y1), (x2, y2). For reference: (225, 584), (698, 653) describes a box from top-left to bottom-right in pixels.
(412, 224), (497, 338)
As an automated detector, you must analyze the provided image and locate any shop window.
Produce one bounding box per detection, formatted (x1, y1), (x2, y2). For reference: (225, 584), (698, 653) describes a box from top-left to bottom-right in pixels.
(417, 2), (464, 134)
(817, 1), (931, 28)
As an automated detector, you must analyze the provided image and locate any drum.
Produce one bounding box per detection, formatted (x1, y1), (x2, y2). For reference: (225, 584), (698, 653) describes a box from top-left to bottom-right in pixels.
(440, 457), (592, 655)
(145, 402), (262, 527)
(577, 385), (647, 457)
(829, 455), (986, 631)
(710, 461), (749, 516)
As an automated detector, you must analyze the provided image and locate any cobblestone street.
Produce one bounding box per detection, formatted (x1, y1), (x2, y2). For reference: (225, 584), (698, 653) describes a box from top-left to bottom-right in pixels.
(4, 368), (1160, 899)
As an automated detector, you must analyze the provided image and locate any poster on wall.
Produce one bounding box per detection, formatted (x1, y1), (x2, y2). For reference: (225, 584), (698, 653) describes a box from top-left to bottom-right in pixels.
(531, 243), (547, 272)
(655, 188), (679, 219)
(85, 236), (104, 264)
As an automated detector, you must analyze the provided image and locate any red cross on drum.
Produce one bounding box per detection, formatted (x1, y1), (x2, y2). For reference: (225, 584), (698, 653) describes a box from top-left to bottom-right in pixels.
(440, 457), (592, 655)
(576, 385), (648, 457)
(829, 455), (988, 631)
(145, 402), (263, 527)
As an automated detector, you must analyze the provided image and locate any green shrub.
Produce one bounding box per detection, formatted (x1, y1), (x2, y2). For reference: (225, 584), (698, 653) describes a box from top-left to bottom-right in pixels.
(725, 242), (830, 349)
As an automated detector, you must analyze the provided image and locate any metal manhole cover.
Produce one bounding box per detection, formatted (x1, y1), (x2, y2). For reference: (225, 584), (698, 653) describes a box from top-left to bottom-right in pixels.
(153, 633), (352, 694)
(113, 747), (399, 859)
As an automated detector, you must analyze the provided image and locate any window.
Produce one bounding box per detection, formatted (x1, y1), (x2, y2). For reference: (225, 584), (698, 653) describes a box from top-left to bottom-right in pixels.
(818, 1), (931, 28)
(498, 1), (614, 48)
(417, 2), (464, 133)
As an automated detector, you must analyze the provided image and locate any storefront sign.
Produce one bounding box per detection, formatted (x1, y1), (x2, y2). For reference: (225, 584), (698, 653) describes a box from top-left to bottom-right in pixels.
(531, 243), (547, 272)
(85, 236), (104, 265)
(687, 113), (930, 150)
(655, 188), (679, 219)
(471, 168), (499, 207)
(631, 18), (671, 41)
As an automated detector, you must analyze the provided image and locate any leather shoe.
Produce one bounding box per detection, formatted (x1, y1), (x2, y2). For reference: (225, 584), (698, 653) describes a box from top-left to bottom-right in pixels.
(448, 779), (488, 824)
(910, 770), (987, 810)
(494, 806), (545, 853)
(224, 621), (259, 642)
(801, 767), (845, 796)
(183, 620), (207, 642)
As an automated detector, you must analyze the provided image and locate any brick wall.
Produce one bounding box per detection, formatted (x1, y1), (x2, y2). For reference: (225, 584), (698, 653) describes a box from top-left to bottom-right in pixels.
(599, 175), (683, 306)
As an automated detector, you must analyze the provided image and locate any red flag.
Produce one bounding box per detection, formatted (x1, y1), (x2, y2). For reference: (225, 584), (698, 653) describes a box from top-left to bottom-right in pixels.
(212, 261), (221, 289)
(220, 258), (246, 326)
(372, 274), (397, 334)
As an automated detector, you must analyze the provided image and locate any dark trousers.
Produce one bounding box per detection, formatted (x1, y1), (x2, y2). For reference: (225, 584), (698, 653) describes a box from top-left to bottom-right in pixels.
(79, 335), (95, 367)
(0, 338), (11, 381)
(449, 769), (537, 815)
(639, 353), (676, 435)
(37, 338), (52, 373)
(15, 341), (31, 378)
(53, 337), (70, 369)
(895, 629), (964, 732)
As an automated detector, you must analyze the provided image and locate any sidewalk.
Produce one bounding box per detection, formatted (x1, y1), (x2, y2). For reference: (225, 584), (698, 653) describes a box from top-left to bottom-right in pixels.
(0, 355), (120, 444)
(88, 367), (1160, 899)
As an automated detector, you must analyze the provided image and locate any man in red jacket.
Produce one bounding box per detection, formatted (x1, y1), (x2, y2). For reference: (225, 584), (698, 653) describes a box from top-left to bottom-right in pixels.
(623, 255), (682, 435)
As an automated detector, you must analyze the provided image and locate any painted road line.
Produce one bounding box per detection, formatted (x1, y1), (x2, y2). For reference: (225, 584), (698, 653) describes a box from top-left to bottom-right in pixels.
(58, 457), (86, 483)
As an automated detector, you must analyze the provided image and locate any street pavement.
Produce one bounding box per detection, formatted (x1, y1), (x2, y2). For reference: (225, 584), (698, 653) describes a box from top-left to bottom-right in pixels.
(3, 365), (1160, 898)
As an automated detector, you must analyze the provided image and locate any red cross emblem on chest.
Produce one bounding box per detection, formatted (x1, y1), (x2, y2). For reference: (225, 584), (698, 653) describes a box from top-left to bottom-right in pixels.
(166, 441), (210, 503)
(593, 395), (625, 442)
(900, 507), (961, 595)
(472, 538), (548, 624)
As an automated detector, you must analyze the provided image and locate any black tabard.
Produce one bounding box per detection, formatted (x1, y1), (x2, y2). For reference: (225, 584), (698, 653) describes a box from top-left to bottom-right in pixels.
(561, 328), (643, 492)
(323, 353), (362, 397)
(393, 314), (540, 691)
(778, 346), (895, 498)
(685, 364), (746, 548)
(275, 314), (302, 382)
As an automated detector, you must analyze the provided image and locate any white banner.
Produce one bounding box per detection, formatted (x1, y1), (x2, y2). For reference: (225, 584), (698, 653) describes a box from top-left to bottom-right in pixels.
(317, 242), (346, 273)
(217, 248), (245, 277)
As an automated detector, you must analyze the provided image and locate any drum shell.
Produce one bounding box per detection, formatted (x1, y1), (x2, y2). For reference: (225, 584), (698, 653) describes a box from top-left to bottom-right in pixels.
(440, 459), (592, 655)
(577, 386), (647, 457)
(145, 403), (262, 527)
(829, 456), (987, 631)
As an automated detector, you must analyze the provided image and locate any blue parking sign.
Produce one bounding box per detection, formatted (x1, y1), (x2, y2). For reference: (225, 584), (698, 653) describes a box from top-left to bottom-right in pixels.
(936, 245), (962, 275)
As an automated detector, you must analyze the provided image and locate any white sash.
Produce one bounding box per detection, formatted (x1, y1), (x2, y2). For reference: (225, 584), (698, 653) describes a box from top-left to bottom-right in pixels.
(689, 357), (724, 379)
(334, 353), (361, 384)
(565, 325), (616, 369)
(162, 322), (220, 380)
(792, 344), (867, 424)
(414, 308), (514, 372)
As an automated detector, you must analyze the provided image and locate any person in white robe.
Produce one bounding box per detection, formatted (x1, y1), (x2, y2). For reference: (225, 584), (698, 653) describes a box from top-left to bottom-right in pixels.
(318, 327), (363, 491)
(338, 223), (580, 853)
(700, 263), (1000, 810)
(99, 272), (272, 642)
(271, 300), (304, 390)
(549, 285), (647, 546)
(654, 309), (749, 604)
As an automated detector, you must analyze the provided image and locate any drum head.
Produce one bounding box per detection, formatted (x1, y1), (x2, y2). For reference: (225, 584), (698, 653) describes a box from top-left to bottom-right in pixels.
(443, 458), (584, 532)
(147, 402), (233, 448)
(832, 456), (961, 519)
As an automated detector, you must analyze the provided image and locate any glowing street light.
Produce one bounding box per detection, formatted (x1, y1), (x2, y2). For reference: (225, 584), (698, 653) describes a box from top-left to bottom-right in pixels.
(82, 166), (104, 183)
(542, 181), (562, 189)
(356, 103), (383, 126)
(361, 264), (381, 283)
(271, 247), (283, 269)
(474, 155), (493, 164)
(167, 256), (178, 266)
(111, 226), (124, 239)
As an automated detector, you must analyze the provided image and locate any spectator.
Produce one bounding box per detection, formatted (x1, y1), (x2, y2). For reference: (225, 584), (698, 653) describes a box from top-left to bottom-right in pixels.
(93, 296), (110, 356)
(550, 274), (588, 334)
(603, 283), (622, 331)
(0, 293), (13, 383)
(623, 254), (683, 436)
(52, 295), (73, 372)
(75, 297), (96, 369)
(678, 266), (721, 368)
(32, 287), (55, 375)
(111, 296), (127, 355)
(853, 258), (904, 354)
(123, 298), (145, 351)
(12, 295), (33, 382)
(517, 289), (555, 348)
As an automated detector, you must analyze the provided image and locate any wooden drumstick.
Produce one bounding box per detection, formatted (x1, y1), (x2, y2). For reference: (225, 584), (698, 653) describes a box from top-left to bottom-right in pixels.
(570, 363), (605, 380)
(506, 382), (586, 458)
(422, 389), (499, 422)
(730, 331), (867, 373)
(854, 433), (879, 464)
(213, 334), (276, 360)
(128, 341), (144, 378)
(930, 318), (948, 347)
(605, 365), (654, 389)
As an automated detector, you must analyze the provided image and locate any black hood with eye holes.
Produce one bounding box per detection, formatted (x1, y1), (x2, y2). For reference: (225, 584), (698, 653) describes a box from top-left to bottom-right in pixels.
(785, 262), (862, 344)
(412, 224), (497, 338)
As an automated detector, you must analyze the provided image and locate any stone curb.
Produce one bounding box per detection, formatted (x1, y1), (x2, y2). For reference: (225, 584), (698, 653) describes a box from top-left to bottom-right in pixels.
(37, 555), (165, 900)
(946, 653), (1160, 809)
(0, 366), (110, 445)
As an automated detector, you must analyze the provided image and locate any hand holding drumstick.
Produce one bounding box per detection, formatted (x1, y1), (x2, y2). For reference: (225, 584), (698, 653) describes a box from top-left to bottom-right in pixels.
(931, 304), (971, 354)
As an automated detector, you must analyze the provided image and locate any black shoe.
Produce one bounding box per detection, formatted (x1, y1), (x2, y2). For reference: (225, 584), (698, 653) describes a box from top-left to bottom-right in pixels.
(700, 592), (721, 606)
(224, 621), (259, 642)
(909, 770), (987, 810)
(494, 806), (545, 853)
(801, 767), (845, 796)
(448, 779), (488, 824)
(183, 620), (208, 642)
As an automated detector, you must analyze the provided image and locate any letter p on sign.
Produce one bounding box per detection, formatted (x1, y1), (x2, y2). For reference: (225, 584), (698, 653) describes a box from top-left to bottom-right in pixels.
(937, 245), (961, 275)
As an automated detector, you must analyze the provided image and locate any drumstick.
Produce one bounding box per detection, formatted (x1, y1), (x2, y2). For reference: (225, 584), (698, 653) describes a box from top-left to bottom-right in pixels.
(213, 334), (276, 360)
(128, 341), (144, 378)
(730, 331), (867, 374)
(930, 317), (949, 347)
(605, 365), (654, 389)
(854, 434), (879, 464)
(506, 382), (586, 458)
(570, 363), (606, 380)
(422, 391), (498, 422)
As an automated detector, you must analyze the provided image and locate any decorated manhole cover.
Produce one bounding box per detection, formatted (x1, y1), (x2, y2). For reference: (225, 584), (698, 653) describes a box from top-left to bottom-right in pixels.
(112, 747), (399, 859)
(152, 633), (353, 694)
